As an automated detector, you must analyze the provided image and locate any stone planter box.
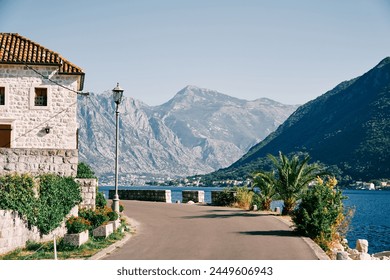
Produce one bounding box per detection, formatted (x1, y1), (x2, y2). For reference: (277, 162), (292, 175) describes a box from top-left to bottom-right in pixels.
(93, 223), (114, 238)
(109, 219), (121, 231)
(63, 230), (89, 247)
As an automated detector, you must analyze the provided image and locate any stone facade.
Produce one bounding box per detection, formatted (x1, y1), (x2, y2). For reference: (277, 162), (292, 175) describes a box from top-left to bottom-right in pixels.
(76, 178), (97, 210)
(0, 148), (78, 177)
(0, 206), (78, 255)
(0, 65), (80, 149)
(109, 189), (172, 203)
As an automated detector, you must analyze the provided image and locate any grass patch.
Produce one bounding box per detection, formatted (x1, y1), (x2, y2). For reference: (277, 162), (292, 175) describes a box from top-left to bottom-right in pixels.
(0, 226), (129, 260)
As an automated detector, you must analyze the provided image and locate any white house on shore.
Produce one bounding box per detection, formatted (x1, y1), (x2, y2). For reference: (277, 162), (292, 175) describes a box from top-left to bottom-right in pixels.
(0, 33), (85, 176)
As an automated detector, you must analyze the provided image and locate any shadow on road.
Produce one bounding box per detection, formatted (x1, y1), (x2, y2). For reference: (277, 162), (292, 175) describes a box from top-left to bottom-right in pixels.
(184, 207), (275, 219)
(238, 230), (299, 237)
(183, 212), (271, 219)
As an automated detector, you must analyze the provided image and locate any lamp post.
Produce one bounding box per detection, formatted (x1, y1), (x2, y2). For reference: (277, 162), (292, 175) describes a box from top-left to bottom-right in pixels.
(112, 82), (124, 213)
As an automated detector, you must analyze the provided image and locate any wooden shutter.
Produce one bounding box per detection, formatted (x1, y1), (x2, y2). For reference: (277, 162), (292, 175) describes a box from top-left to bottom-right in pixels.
(0, 124), (11, 148)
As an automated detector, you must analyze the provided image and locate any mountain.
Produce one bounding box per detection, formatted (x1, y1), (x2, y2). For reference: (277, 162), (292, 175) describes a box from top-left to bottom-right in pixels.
(77, 86), (298, 184)
(208, 57), (390, 181)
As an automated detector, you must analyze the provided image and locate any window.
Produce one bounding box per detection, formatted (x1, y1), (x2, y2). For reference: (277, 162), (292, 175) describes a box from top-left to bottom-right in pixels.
(0, 87), (4, 105)
(0, 87), (5, 105)
(0, 85), (9, 108)
(34, 88), (48, 106)
(29, 86), (50, 109)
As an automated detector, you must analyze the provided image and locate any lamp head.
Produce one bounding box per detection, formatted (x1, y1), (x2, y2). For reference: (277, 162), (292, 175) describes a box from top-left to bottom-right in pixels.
(112, 83), (124, 104)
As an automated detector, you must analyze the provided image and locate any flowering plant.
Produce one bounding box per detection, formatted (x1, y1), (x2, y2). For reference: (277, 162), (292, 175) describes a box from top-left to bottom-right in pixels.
(65, 216), (91, 234)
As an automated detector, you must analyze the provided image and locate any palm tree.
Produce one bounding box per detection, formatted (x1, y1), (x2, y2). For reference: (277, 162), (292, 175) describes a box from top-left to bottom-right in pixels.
(269, 152), (323, 215)
(252, 171), (277, 211)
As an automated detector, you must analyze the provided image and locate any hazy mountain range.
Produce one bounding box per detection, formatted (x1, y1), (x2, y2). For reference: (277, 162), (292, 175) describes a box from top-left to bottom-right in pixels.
(77, 85), (298, 184)
(208, 57), (390, 182)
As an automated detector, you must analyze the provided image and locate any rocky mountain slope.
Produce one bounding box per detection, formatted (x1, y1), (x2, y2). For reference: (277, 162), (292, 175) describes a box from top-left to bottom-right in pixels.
(77, 86), (297, 184)
(208, 57), (390, 181)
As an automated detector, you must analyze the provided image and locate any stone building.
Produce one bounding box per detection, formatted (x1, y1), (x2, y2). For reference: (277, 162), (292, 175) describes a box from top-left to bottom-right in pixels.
(0, 33), (85, 176)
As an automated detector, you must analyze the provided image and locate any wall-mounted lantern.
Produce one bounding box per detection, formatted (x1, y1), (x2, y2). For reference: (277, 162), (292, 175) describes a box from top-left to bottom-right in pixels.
(44, 125), (51, 134)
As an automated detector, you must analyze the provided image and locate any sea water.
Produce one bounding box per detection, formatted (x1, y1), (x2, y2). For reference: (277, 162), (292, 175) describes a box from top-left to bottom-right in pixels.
(341, 190), (390, 254)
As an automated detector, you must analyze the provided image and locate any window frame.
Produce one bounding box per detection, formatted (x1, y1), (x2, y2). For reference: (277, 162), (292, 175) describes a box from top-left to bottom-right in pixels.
(30, 85), (51, 110)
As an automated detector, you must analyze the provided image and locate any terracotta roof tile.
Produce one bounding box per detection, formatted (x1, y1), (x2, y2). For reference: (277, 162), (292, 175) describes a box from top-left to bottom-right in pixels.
(0, 33), (84, 75)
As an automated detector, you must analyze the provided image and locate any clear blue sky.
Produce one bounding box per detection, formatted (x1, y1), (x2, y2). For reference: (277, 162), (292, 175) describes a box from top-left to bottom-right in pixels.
(1, 0), (389, 105)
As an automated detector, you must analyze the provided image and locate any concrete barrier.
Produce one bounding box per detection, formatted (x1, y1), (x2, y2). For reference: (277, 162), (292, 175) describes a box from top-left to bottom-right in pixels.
(182, 190), (205, 203)
(109, 189), (172, 203)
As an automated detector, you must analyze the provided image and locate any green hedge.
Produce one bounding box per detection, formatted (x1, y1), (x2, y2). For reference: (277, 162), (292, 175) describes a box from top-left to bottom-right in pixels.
(0, 174), (82, 235)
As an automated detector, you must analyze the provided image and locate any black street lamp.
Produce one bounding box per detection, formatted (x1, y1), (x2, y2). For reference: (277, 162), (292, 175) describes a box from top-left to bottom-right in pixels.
(112, 82), (124, 213)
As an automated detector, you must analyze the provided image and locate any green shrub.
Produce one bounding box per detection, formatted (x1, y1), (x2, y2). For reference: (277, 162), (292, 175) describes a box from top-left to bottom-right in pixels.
(96, 191), (107, 208)
(78, 207), (110, 229)
(65, 216), (91, 234)
(291, 177), (345, 251)
(107, 210), (119, 221)
(234, 186), (254, 210)
(251, 193), (262, 211)
(212, 188), (237, 206)
(119, 202), (124, 213)
(76, 162), (96, 179)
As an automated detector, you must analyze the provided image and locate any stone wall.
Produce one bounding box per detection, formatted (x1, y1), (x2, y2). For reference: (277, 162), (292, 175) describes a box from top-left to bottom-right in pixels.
(0, 206), (78, 255)
(0, 178), (96, 255)
(109, 189), (172, 203)
(0, 64), (80, 149)
(76, 178), (97, 210)
(182, 190), (205, 203)
(0, 148), (78, 177)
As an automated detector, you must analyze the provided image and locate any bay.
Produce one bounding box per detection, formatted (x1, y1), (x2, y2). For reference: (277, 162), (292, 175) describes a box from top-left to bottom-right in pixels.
(342, 190), (390, 254)
(99, 186), (390, 254)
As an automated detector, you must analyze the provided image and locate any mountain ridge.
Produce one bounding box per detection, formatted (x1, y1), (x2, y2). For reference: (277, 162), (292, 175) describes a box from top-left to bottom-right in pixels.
(209, 57), (390, 181)
(77, 86), (298, 184)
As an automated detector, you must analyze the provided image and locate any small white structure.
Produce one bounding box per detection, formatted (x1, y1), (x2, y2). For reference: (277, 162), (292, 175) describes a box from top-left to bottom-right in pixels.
(0, 33), (85, 176)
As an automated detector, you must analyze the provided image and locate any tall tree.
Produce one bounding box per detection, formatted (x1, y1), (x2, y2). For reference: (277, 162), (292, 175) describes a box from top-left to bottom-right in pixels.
(269, 152), (323, 215)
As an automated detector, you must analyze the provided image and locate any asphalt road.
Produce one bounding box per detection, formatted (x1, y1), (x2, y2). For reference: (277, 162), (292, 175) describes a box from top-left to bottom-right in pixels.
(103, 200), (320, 260)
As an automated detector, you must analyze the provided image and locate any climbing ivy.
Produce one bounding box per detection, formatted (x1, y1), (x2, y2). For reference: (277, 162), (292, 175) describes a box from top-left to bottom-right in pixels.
(0, 174), (37, 228)
(36, 175), (82, 235)
(0, 173), (82, 235)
